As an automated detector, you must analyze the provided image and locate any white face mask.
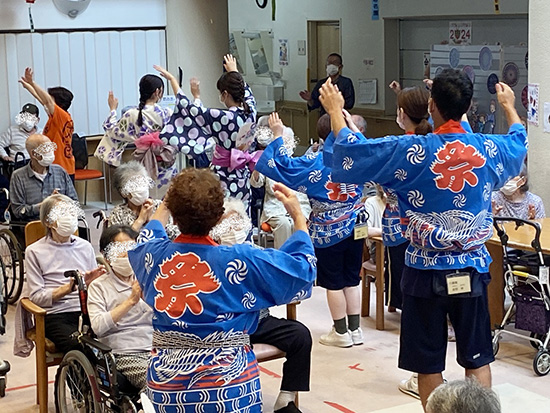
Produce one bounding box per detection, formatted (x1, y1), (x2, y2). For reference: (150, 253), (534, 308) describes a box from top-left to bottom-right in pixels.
(37, 151), (55, 167)
(129, 188), (149, 206)
(500, 179), (520, 196)
(55, 215), (78, 238)
(326, 64), (339, 77)
(217, 229), (248, 246)
(22, 120), (37, 132)
(110, 256), (134, 279)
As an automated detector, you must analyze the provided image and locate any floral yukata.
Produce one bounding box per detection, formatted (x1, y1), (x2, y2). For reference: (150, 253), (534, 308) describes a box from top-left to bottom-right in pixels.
(326, 121), (528, 273)
(95, 105), (176, 186)
(159, 86), (257, 212)
(128, 220), (316, 412)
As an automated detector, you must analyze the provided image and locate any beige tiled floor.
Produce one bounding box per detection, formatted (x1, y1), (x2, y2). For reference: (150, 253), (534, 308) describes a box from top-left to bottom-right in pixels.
(1, 204), (549, 412)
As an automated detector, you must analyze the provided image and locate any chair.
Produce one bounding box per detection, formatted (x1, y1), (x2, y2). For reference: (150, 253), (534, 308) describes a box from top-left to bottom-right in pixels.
(253, 302), (300, 406)
(22, 220), (61, 413)
(360, 243), (376, 317)
(73, 135), (108, 210)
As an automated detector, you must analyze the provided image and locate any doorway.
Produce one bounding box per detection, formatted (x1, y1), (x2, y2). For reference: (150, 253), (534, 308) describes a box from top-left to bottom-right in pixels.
(307, 20), (341, 142)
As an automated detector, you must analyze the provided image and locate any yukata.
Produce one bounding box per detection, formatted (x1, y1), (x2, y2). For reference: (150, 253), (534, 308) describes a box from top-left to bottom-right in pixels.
(255, 137), (365, 291)
(327, 120), (528, 373)
(128, 220), (316, 413)
(95, 105), (175, 185)
(159, 86), (257, 212)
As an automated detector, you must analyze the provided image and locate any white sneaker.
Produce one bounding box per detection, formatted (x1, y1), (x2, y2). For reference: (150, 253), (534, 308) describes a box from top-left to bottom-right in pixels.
(319, 327), (353, 348)
(349, 327), (364, 345)
(398, 373), (420, 400)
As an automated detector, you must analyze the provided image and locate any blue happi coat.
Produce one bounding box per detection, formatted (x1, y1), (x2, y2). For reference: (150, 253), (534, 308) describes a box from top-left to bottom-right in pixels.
(326, 121), (527, 272)
(255, 137), (364, 248)
(128, 220), (316, 412)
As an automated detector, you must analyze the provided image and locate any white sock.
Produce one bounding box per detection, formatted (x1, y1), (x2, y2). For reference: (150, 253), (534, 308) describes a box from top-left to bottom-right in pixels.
(274, 390), (296, 411)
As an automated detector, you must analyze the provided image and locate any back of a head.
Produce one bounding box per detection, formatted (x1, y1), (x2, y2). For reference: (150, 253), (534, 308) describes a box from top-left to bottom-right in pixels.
(216, 71), (250, 114)
(317, 114), (331, 140)
(398, 86), (432, 135)
(137, 74), (164, 126)
(113, 161), (148, 195)
(48, 87), (74, 111)
(426, 379), (501, 413)
(165, 168), (224, 236)
(431, 69), (473, 122)
(351, 114), (367, 134)
(99, 224), (138, 253)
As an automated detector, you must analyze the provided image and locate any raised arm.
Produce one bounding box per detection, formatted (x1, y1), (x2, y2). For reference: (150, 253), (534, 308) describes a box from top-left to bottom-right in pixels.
(154, 65), (179, 96)
(496, 82), (521, 126)
(20, 68), (55, 116)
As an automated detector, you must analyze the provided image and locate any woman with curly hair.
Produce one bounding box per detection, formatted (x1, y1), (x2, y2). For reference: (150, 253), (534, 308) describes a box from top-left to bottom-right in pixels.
(128, 168), (316, 413)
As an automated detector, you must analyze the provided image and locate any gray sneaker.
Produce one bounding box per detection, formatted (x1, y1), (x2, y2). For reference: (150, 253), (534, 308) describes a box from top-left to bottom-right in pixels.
(319, 327), (353, 348)
(398, 373), (420, 400)
(350, 327), (364, 345)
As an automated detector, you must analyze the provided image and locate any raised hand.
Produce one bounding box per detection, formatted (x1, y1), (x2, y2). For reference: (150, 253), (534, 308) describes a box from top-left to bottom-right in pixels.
(272, 182), (306, 229)
(268, 112), (285, 138)
(154, 65), (174, 81)
(299, 90), (312, 101)
(223, 54), (238, 73)
(528, 204), (536, 220)
(108, 91), (119, 111)
(343, 109), (360, 133)
(128, 281), (142, 305)
(495, 82), (515, 109)
(423, 78), (433, 91)
(190, 77), (201, 99)
(389, 80), (401, 94)
(319, 78), (345, 116)
(22, 67), (34, 84)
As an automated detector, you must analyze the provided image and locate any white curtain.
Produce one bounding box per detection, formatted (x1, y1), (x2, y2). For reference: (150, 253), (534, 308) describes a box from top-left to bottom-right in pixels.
(0, 29), (166, 136)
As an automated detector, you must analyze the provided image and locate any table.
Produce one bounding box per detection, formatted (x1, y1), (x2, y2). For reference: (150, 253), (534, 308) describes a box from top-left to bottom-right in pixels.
(486, 218), (550, 327)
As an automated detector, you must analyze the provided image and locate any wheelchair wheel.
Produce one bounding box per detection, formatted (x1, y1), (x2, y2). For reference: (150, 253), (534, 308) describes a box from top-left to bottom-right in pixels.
(0, 229), (24, 304)
(533, 350), (550, 376)
(55, 350), (103, 413)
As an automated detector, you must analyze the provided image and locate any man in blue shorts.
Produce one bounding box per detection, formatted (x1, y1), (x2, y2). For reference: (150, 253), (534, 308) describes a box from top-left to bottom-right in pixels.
(320, 69), (527, 410)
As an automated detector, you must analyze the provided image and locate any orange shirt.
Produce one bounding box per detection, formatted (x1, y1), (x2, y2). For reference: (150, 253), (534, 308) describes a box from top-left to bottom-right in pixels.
(43, 104), (75, 175)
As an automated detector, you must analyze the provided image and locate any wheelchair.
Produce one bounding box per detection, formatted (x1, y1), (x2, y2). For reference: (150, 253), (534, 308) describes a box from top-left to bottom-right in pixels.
(0, 253), (11, 397)
(0, 188), (25, 304)
(54, 269), (141, 413)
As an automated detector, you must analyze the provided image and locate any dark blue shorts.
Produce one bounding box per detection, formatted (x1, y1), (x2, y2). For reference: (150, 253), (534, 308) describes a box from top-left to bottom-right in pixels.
(398, 266), (494, 374)
(314, 235), (363, 290)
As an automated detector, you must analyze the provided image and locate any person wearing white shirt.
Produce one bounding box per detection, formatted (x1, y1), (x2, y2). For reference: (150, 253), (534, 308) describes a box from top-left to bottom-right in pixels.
(87, 224), (153, 390)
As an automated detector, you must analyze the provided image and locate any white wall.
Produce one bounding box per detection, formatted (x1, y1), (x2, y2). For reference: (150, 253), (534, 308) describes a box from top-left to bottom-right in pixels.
(165, 0), (229, 108)
(527, 0), (550, 210)
(229, 0), (528, 112)
(0, 0), (166, 31)
(229, 0), (383, 109)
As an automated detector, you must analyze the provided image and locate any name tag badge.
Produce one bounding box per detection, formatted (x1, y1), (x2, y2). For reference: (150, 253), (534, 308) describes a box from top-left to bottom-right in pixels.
(540, 266), (549, 286)
(446, 272), (471, 295)
(354, 224), (368, 240)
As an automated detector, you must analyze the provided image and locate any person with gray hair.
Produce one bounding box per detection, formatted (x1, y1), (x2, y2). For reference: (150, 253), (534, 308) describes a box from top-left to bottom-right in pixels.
(9, 134), (78, 246)
(25, 193), (105, 352)
(109, 160), (179, 239)
(426, 379), (501, 413)
(351, 114), (367, 134)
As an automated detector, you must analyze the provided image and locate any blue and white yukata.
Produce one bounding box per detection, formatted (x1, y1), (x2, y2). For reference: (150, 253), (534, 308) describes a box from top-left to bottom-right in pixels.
(256, 137), (365, 290)
(160, 86), (257, 212)
(128, 220), (316, 413)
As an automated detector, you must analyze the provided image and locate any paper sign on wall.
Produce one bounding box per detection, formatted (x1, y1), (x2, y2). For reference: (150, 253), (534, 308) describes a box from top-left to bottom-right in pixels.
(279, 39), (289, 66)
(372, 0), (379, 21)
(358, 79), (377, 105)
(528, 83), (540, 126)
(449, 22), (472, 45)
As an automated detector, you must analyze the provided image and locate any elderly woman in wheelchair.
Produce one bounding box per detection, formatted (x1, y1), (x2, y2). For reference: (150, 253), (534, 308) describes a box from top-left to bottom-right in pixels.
(87, 224), (153, 390)
(25, 193), (105, 353)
